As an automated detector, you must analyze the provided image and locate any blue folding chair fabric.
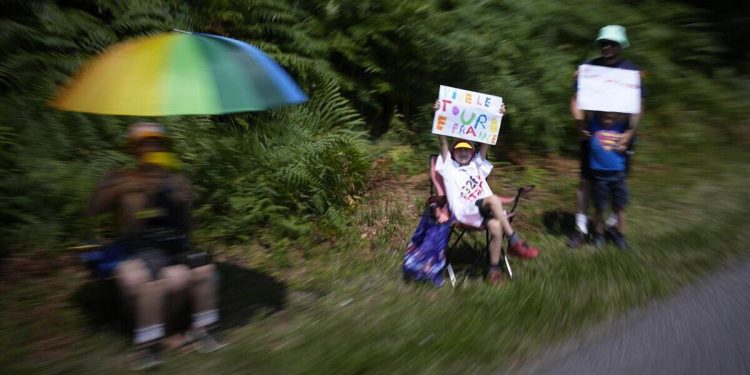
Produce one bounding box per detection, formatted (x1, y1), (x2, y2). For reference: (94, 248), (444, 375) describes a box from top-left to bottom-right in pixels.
(80, 242), (126, 278)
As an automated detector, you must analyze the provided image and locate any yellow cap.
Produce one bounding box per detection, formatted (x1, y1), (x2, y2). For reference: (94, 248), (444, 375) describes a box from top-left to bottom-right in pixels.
(453, 141), (473, 150)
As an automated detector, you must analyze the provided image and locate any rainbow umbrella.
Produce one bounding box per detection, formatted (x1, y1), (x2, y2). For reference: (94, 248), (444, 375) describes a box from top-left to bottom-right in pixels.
(52, 31), (307, 116)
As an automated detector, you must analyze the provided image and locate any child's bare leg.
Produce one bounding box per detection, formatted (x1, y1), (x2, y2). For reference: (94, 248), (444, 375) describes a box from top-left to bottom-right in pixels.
(616, 209), (626, 234)
(610, 206), (629, 250)
(481, 195), (539, 258)
(481, 196), (519, 263)
(589, 207), (606, 247)
(594, 209), (605, 235)
(486, 218), (503, 265)
(481, 196), (508, 265)
(482, 196), (514, 235)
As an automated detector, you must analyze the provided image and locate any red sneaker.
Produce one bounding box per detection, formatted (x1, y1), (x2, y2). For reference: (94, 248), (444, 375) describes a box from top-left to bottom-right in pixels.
(487, 268), (504, 286)
(509, 241), (539, 259)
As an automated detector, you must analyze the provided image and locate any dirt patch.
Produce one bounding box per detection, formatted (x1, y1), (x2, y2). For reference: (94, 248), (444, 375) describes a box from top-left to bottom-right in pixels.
(0, 253), (79, 289)
(724, 123), (750, 147)
(365, 169), (427, 197)
(0, 253), (90, 363)
(536, 154), (580, 179)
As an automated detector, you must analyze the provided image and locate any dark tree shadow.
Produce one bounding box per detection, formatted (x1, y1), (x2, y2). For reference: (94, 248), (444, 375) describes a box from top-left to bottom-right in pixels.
(216, 262), (286, 330)
(70, 261), (287, 336)
(71, 278), (130, 334)
(542, 210), (577, 236)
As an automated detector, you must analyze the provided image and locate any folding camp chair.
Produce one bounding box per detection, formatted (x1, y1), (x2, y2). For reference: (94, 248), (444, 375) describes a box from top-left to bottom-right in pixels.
(429, 154), (534, 287)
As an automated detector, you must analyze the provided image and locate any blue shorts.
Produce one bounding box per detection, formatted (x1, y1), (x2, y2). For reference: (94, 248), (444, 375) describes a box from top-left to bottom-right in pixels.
(475, 198), (492, 225)
(591, 170), (628, 211)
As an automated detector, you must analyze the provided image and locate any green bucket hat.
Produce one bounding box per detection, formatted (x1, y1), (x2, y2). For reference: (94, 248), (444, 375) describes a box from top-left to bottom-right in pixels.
(596, 25), (630, 48)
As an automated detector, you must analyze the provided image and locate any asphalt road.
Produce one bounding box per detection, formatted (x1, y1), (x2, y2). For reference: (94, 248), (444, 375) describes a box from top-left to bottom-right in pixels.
(509, 257), (750, 375)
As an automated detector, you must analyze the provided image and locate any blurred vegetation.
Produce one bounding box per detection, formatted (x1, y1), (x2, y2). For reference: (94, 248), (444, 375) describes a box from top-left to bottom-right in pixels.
(0, 0), (747, 255)
(1, 1), (750, 373)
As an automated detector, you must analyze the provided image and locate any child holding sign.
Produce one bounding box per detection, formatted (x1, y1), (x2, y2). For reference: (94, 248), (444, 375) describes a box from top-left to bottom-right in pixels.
(434, 136), (540, 286)
(433, 100), (540, 286)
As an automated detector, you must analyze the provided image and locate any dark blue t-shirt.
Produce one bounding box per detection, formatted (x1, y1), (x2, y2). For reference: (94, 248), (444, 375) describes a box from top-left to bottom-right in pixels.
(589, 115), (628, 171)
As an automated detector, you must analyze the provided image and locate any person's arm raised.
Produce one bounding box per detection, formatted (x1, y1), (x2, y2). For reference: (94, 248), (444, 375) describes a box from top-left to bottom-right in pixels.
(478, 143), (489, 161)
(438, 135), (450, 161)
(478, 102), (505, 160)
(434, 99), (452, 161)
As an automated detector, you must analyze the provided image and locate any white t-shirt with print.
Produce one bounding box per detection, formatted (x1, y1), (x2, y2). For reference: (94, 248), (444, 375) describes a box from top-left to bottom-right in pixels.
(435, 153), (494, 227)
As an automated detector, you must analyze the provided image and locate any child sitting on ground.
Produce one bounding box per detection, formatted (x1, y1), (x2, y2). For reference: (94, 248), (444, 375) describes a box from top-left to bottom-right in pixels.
(588, 112), (631, 250)
(435, 135), (540, 286)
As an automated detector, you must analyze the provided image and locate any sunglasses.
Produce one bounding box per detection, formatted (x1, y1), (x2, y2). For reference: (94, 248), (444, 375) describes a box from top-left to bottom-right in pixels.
(598, 40), (620, 48)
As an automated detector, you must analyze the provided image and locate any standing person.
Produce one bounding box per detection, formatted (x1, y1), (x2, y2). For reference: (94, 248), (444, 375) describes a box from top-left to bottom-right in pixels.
(568, 25), (644, 248)
(588, 112), (631, 250)
(435, 135), (540, 286)
(89, 122), (224, 370)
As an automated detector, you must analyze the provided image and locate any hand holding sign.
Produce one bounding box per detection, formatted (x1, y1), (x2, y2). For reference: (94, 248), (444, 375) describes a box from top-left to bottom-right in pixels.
(432, 86), (504, 145)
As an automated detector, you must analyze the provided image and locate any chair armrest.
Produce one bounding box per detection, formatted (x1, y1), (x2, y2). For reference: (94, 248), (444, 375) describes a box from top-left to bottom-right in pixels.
(499, 196), (515, 205)
(519, 185), (535, 195)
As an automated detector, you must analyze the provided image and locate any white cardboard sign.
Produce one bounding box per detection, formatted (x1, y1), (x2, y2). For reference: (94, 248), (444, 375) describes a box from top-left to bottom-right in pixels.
(431, 85), (503, 145)
(577, 64), (641, 114)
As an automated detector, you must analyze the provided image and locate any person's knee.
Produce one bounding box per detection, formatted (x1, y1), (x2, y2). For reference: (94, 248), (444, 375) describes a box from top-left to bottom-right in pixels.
(484, 195), (504, 213)
(115, 260), (150, 295)
(161, 265), (191, 293)
(191, 264), (217, 283)
(486, 219), (502, 235)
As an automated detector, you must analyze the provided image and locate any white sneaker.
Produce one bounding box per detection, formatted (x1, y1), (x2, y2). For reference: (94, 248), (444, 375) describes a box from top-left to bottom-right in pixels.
(575, 213), (588, 235)
(605, 213), (618, 229)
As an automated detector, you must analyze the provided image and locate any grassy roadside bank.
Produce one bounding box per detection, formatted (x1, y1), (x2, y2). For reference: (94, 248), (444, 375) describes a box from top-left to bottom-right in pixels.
(1, 142), (748, 374)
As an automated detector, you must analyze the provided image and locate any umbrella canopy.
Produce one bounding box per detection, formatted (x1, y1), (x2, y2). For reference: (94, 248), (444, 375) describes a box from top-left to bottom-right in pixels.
(52, 31), (307, 116)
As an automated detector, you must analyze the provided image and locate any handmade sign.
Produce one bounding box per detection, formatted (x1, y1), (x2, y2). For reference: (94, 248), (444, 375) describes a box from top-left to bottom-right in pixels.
(432, 85), (503, 145)
(576, 64), (641, 114)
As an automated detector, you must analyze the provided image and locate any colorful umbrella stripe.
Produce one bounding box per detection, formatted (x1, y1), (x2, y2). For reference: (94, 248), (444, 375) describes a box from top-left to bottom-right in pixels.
(52, 31), (307, 116)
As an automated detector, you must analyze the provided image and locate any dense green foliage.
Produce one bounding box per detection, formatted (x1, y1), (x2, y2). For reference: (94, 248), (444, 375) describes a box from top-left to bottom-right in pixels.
(0, 0), (746, 254)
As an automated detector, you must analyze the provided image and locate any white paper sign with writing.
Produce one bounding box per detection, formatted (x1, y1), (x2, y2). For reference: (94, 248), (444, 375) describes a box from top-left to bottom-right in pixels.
(576, 64), (641, 114)
(432, 85), (503, 145)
